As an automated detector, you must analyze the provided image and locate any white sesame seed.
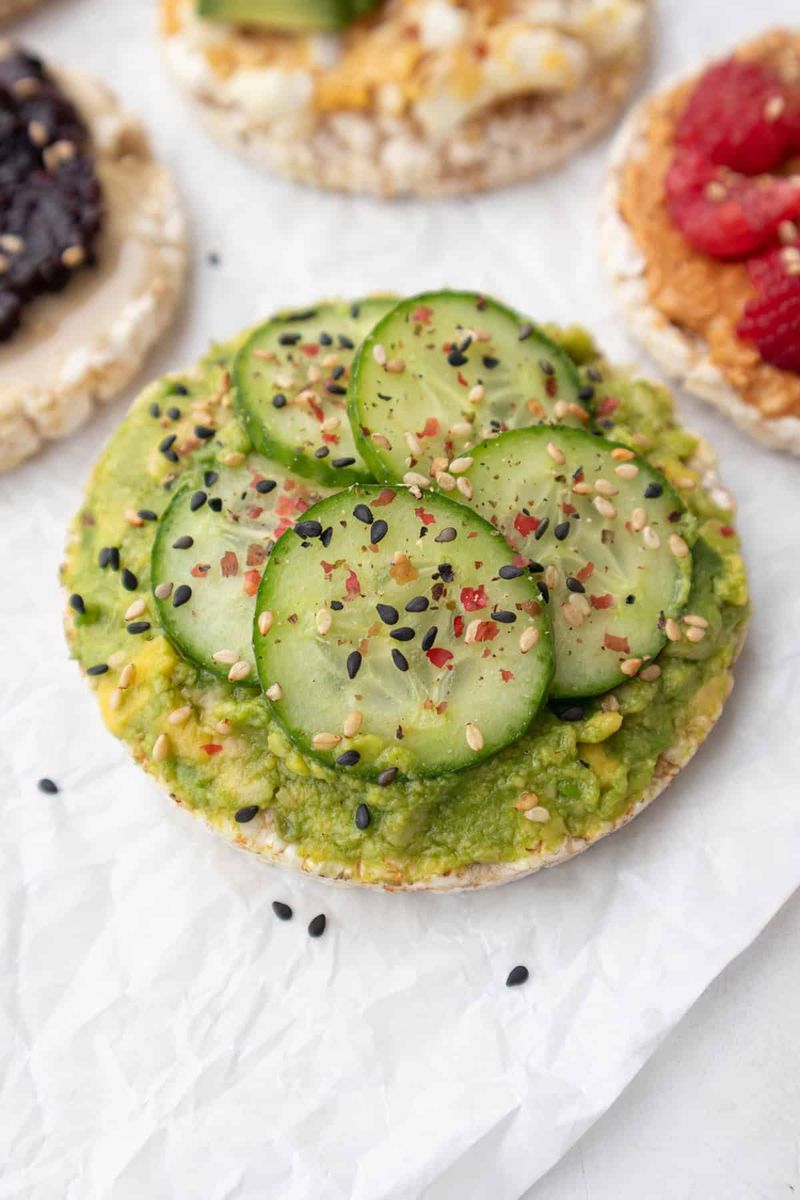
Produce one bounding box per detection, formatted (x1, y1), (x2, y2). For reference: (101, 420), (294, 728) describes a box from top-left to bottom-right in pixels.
(109, 688), (123, 711)
(465, 722), (484, 752)
(168, 705), (192, 725)
(405, 430), (422, 456)
(669, 533), (689, 558)
(514, 791), (540, 812)
(372, 343), (387, 366)
(665, 618), (681, 642)
(386, 358), (406, 374)
(403, 471), (430, 488)
(266, 683), (282, 702)
(435, 471), (456, 491)
(28, 120), (48, 146)
(258, 610), (274, 637)
(519, 626), (539, 653)
(631, 507), (646, 532)
(124, 599), (146, 621)
(124, 508), (144, 527)
(764, 95), (785, 121)
(572, 481), (592, 495)
(546, 441), (565, 465)
(0, 233), (22, 254)
(561, 602), (585, 628)
(222, 451), (246, 467)
(620, 658), (643, 677)
(107, 650), (127, 668)
(119, 663), (136, 689)
(275, 372), (294, 389)
(611, 447), (636, 462)
(570, 593), (591, 615)
(371, 432), (391, 449)
(468, 384), (485, 404)
(316, 608), (333, 635)
(228, 660), (251, 682)
(343, 711), (363, 738)
(594, 479), (619, 496)
(212, 649), (239, 664)
(306, 365), (321, 384)
(449, 456), (474, 475)
(312, 732), (341, 750)
(61, 245), (86, 269)
(464, 619), (482, 645)
(683, 613), (709, 628)
(215, 719), (231, 735)
(601, 694), (621, 712)
(456, 477), (473, 500)
(152, 733), (170, 763)
(523, 806), (551, 822)
(321, 415), (340, 433)
(554, 400), (569, 420)
(614, 463), (639, 480)
(154, 581), (173, 600)
(544, 564), (560, 589)
(685, 626), (707, 643)
(593, 496), (617, 519)
(643, 525), (661, 550)
(449, 421), (473, 438)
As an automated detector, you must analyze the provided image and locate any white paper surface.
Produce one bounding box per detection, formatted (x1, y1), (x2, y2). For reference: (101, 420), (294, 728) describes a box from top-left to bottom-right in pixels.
(1, 2), (798, 1197)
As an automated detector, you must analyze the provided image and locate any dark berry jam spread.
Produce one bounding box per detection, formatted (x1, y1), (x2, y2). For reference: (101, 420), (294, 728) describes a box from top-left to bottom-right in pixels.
(0, 46), (103, 342)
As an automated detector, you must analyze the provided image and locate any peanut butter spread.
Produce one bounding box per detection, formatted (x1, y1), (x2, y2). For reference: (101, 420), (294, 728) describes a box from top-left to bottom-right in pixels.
(619, 30), (800, 419)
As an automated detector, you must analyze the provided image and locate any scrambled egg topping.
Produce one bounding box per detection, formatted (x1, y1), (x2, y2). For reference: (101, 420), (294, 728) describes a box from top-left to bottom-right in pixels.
(162, 0), (645, 137)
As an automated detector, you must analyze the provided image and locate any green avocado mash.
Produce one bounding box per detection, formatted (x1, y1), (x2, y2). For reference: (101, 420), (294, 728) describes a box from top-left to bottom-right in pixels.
(62, 325), (749, 886)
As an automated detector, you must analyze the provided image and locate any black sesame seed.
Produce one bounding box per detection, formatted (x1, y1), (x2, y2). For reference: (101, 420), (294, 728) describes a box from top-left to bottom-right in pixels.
(320, 526), (333, 548)
(164, 449), (179, 464)
(370, 519), (388, 544)
(278, 331), (301, 345)
(235, 805), (260, 823)
(171, 383), (189, 396)
(405, 595), (429, 613)
(338, 335), (355, 350)
(138, 509), (158, 522)
(377, 603), (399, 625)
(208, 498), (223, 512)
(390, 627), (415, 641)
(626, 594), (635, 605)
(332, 365), (345, 380)
(207, 251), (220, 267)
(308, 914), (327, 938)
(332, 457), (356, 469)
(167, 406), (182, 420)
(482, 355), (499, 369)
(421, 626), (437, 651)
(204, 471), (218, 487)
(315, 446), (330, 458)
(37, 777), (59, 794)
(578, 385), (595, 402)
(557, 705), (584, 722)
(194, 425), (215, 440)
(492, 610), (516, 623)
(319, 332), (333, 345)
(127, 621), (151, 635)
(98, 546), (111, 568)
(149, 402), (161, 418)
(554, 521), (570, 541)
(347, 650), (362, 679)
(518, 323), (534, 341)
(294, 519), (323, 538)
(272, 394), (287, 409)
(587, 365), (602, 382)
(438, 563), (454, 582)
(173, 584), (192, 607)
(255, 479), (277, 494)
(391, 648), (409, 672)
(447, 348), (468, 367)
(644, 482), (663, 499)
(499, 565), (524, 579)
(172, 535), (193, 549)
(330, 600), (344, 611)
(538, 581), (550, 603)
(566, 577), (585, 593)
(527, 560), (544, 573)
(87, 663), (109, 676)
(121, 568), (138, 591)
(538, 357), (554, 374)
(159, 434), (177, 454)
(377, 767), (398, 787)
(534, 518), (550, 541)
(326, 383), (347, 396)
(272, 900), (292, 920)
(506, 965), (529, 988)
(435, 527), (457, 543)
(355, 803), (371, 829)
(353, 503), (373, 524)
(336, 749), (360, 767)
(69, 593), (85, 614)
(189, 491), (207, 512)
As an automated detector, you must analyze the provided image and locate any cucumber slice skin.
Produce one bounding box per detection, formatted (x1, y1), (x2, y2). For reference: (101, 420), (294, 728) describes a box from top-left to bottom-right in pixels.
(152, 457), (332, 684)
(349, 291), (586, 485)
(462, 426), (693, 699)
(233, 298), (395, 488)
(253, 485), (553, 781)
(196, 0), (379, 32)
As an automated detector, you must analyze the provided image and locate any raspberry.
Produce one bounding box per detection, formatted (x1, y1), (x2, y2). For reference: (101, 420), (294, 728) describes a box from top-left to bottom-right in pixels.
(737, 242), (800, 372)
(676, 59), (799, 175)
(666, 148), (800, 260)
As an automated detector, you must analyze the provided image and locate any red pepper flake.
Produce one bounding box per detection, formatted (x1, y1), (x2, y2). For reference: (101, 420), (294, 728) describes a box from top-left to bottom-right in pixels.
(322, 431), (339, 444)
(576, 562), (595, 583)
(373, 488), (396, 507)
(415, 506), (436, 525)
(500, 669), (514, 682)
(517, 599), (542, 617)
(276, 495), (298, 517)
(512, 553), (528, 568)
(243, 569), (261, 596)
(545, 376), (557, 397)
(481, 647), (492, 658)
(246, 505), (263, 520)
(453, 615), (464, 638)
(191, 563), (210, 578)
(300, 343), (319, 356)
(288, 613), (298, 624)
(345, 568), (361, 598)
(720, 525), (735, 537)
(201, 743), (223, 756)
(247, 544), (266, 566)
(412, 305), (433, 324)
(220, 550), (239, 577)
(426, 647), (454, 668)
(598, 395), (619, 417)
(604, 633), (630, 653)
(273, 521), (292, 539)
(419, 417), (440, 438)
(514, 513), (540, 537)
(467, 531), (478, 539)
(321, 560), (336, 577)
(461, 585), (488, 612)
(436, 701), (448, 714)
(573, 469), (585, 483)
(590, 593), (614, 610)
(474, 620), (498, 642)
(562, 502), (577, 516)
(457, 371), (469, 388)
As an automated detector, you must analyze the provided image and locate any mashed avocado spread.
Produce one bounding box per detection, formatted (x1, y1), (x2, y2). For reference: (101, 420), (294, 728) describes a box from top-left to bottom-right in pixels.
(63, 324), (749, 886)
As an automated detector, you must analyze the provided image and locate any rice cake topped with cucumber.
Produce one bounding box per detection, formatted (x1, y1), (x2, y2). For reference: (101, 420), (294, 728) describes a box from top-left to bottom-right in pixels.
(63, 291), (749, 890)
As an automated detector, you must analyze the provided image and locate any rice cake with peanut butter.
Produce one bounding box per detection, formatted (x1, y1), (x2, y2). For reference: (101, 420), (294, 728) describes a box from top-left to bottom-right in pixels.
(160, 0), (650, 197)
(0, 45), (187, 472)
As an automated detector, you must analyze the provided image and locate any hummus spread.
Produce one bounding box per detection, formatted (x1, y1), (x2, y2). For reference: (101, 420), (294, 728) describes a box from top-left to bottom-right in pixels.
(618, 30), (800, 420)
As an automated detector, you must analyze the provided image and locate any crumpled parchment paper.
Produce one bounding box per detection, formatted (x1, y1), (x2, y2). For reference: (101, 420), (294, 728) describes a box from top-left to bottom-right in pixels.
(1, 2), (798, 1197)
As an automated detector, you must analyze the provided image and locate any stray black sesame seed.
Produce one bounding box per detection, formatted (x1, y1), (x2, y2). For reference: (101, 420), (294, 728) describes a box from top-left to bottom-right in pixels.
(538, 581), (550, 603)
(189, 491), (207, 512)
(435, 527), (457, 543)
(390, 626), (415, 641)
(626, 594), (636, 605)
(557, 705), (584, 722)
(164, 449), (179, 463)
(167, 406), (181, 420)
(492, 610), (516, 623)
(127, 621), (151, 635)
(207, 251), (220, 267)
(255, 479), (276, 493)
(347, 650), (362, 679)
(578, 385), (595, 402)
(370, 519), (388, 544)
(391, 648), (409, 672)
(332, 457), (356, 469)
(320, 526), (333, 548)
(69, 593), (85, 614)
(194, 425), (215, 440)
(37, 777), (59, 794)
(336, 749), (361, 767)
(308, 914), (326, 938)
(499, 564), (524, 579)
(377, 603), (399, 625)
(421, 626), (437, 651)
(518, 323), (534, 342)
(538, 357), (554, 374)
(272, 393), (287, 408)
(138, 509), (158, 522)
(534, 517), (550, 541)
(331, 600), (344, 611)
(355, 803), (371, 830)
(121, 568), (138, 591)
(566, 577), (585, 593)
(506, 965), (529, 988)
(235, 805), (260, 823)
(338, 334), (355, 349)
(294, 519), (323, 538)
(173, 535), (193, 549)
(173, 584), (192, 607)
(527, 560), (544, 573)
(87, 663), (109, 676)
(326, 383), (347, 396)
(171, 382), (189, 396)
(272, 901), (292, 920)
(353, 503), (373, 524)
(447, 348), (468, 367)
(332, 365), (345, 380)
(482, 355), (499, 369)
(204, 471), (219, 487)
(278, 332), (301, 345)
(405, 595), (429, 612)
(377, 767), (398, 787)
(553, 521), (570, 541)
(315, 446), (330, 458)
(149, 402), (161, 418)
(159, 434), (177, 453)
(644, 482), (663, 499)
(319, 332), (332, 345)
(208, 498), (223, 512)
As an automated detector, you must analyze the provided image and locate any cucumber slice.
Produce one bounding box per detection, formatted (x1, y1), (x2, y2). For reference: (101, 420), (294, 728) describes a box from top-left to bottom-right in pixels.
(462, 427), (693, 698)
(349, 291), (586, 486)
(253, 485), (553, 779)
(152, 457), (332, 683)
(233, 298), (395, 487)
